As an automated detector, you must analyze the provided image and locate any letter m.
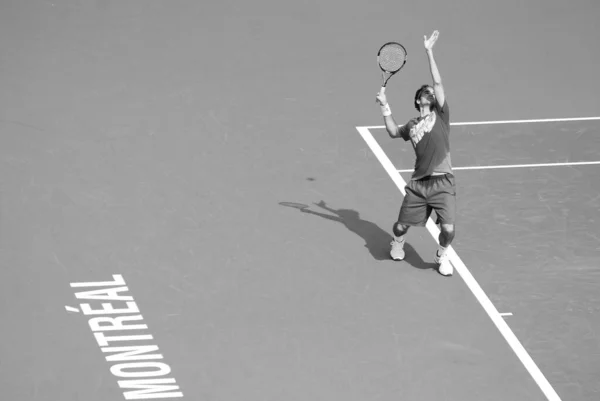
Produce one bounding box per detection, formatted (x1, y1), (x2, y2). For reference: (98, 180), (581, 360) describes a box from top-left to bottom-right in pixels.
(118, 378), (183, 399)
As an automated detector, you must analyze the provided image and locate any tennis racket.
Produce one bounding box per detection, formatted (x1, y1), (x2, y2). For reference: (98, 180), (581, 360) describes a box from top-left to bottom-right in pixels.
(377, 42), (407, 94)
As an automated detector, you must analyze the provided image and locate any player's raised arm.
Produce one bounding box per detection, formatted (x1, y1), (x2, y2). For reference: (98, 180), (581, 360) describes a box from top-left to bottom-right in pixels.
(424, 30), (445, 107)
(376, 89), (401, 138)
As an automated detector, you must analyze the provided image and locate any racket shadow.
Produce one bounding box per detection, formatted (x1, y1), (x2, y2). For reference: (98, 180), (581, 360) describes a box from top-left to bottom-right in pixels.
(280, 200), (435, 270)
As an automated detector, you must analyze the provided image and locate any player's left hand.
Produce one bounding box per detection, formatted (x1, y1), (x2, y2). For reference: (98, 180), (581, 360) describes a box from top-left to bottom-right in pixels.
(424, 30), (439, 51)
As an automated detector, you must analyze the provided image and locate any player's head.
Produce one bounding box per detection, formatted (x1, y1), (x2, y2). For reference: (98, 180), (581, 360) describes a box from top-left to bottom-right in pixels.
(414, 85), (436, 111)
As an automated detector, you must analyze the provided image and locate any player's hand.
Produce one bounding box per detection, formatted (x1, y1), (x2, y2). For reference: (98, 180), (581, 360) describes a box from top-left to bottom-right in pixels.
(375, 89), (388, 106)
(424, 30), (439, 51)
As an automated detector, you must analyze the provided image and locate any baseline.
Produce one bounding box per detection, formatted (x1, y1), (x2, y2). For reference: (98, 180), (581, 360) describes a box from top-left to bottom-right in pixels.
(397, 160), (600, 173)
(360, 115), (600, 130)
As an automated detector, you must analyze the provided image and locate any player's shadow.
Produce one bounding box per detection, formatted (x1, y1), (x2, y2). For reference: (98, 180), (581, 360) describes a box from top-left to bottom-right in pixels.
(280, 201), (435, 270)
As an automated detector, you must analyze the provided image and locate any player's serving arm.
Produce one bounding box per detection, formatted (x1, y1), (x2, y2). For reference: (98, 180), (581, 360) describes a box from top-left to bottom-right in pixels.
(375, 84), (404, 139)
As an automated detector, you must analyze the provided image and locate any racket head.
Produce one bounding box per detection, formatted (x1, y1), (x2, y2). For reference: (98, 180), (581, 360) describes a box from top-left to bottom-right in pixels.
(377, 42), (407, 87)
(377, 42), (407, 73)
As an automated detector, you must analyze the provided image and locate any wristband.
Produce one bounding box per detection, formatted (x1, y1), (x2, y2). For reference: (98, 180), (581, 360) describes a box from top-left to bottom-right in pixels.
(380, 103), (392, 117)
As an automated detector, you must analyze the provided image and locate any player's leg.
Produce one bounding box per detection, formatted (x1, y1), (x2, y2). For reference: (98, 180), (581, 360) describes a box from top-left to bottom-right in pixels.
(390, 221), (411, 261)
(438, 223), (455, 247)
(435, 223), (455, 275)
(428, 174), (457, 276)
(391, 180), (431, 261)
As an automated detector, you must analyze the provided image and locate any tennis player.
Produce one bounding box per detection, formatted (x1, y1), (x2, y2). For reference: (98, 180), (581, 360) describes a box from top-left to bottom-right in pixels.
(375, 30), (455, 276)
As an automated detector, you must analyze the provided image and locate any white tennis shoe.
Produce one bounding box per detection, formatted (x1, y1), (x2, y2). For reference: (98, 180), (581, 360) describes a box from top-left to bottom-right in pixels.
(434, 249), (453, 276)
(390, 238), (405, 261)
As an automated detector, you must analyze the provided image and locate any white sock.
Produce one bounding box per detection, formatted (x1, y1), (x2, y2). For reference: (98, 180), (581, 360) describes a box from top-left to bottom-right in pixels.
(395, 235), (405, 244)
(437, 245), (448, 257)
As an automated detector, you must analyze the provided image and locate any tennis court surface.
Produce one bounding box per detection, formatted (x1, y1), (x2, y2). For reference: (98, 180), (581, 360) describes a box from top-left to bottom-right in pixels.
(1, 1), (599, 401)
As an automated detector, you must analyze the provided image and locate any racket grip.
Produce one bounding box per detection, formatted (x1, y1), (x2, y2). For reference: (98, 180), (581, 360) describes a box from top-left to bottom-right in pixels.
(380, 86), (386, 94)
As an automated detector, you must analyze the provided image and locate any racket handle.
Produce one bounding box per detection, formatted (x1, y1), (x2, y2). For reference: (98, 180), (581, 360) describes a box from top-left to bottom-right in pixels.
(380, 86), (386, 95)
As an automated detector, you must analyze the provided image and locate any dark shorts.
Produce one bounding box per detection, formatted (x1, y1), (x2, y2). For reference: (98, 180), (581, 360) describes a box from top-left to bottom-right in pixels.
(397, 174), (456, 226)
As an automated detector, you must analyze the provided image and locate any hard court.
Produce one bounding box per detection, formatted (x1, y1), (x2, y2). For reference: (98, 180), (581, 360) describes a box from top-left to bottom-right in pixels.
(1, 1), (599, 400)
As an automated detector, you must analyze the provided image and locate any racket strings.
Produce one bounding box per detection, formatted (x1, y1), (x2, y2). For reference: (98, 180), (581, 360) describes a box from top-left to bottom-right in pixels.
(379, 44), (406, 72)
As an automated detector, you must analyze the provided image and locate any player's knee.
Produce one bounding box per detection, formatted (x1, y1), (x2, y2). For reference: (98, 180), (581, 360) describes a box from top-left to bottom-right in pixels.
(441, 223), (455, 238)
(393, 222), (410, 237)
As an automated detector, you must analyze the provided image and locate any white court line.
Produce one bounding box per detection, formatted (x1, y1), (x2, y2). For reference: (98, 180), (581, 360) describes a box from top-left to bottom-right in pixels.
(359, 115), (600, 130)
(356, 126), (562, 401)
(396, 160), (600, 173)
